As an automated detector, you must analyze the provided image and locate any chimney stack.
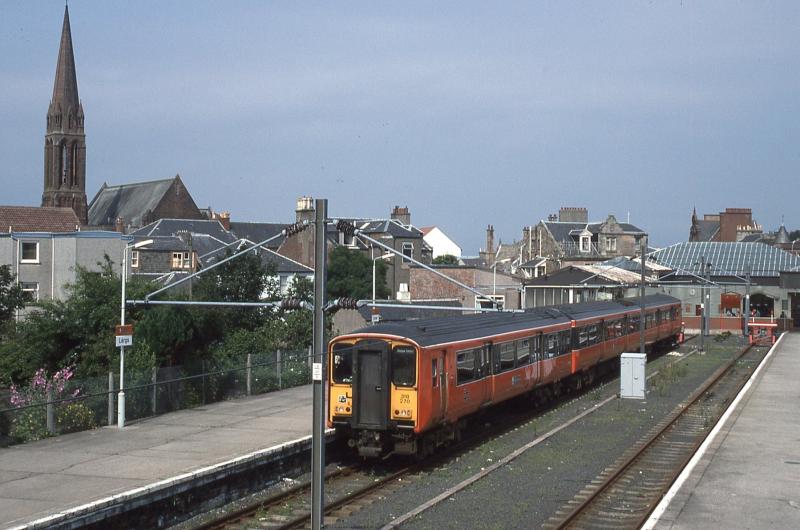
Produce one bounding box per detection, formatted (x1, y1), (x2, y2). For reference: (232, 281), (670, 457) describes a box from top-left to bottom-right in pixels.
(391, 205), (411, 226)
(218, 211), (231, 231)
(296, 196), (315, 223)
(486, 224), (495, 255)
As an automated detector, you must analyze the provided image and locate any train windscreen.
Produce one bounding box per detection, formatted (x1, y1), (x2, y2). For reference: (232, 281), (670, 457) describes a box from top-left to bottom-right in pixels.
(332, 342), (353, 384)
(391, 346), (416, 387)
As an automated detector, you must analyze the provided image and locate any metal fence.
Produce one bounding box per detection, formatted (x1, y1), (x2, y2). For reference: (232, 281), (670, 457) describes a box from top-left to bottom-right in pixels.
(0, 348), (312, 447)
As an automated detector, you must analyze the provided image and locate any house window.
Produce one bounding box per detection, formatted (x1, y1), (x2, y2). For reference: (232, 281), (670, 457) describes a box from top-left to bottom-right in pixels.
(580, 236), (590, 252)
(535, 264), (546, 278)
(21, 282), (39, 302)
(20, 242), (39, 263)
(402, 242), (413, 262)
(605, 237), (617, 252)
(130, 250), (140, 268)
(172, 251), (192, 269)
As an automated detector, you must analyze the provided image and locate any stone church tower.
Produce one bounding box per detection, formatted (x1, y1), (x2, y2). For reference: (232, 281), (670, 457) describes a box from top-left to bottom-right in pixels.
(41, 6), (88, 225)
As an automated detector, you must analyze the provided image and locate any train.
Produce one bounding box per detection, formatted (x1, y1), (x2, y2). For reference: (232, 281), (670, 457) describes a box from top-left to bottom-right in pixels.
(327, 294), (682, 458)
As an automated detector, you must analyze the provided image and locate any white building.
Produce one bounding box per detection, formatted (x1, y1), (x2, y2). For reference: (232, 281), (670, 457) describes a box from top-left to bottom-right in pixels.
(420, 226), (462, 259)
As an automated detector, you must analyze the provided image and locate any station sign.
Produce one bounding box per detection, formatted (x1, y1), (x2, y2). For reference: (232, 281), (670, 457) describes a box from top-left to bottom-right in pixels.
(312, 362), (323, 381)
(115, 324), (134, 348)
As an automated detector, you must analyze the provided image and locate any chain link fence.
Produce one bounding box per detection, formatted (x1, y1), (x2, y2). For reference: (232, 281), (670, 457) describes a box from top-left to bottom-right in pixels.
(0, 348), (312, 447)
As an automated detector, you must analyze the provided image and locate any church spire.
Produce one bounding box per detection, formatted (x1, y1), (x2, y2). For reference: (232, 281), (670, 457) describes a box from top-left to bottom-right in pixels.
(42, 4), (88, 225)
(51, 5), (80, 110)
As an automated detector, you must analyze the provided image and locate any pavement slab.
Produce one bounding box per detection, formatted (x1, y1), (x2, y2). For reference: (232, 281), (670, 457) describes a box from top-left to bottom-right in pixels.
(0, 384), (314, 530)
(655, 333), (800, 529)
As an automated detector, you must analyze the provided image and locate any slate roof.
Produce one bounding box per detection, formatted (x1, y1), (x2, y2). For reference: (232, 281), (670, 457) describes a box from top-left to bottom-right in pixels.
(650, 242), (800, 277)
(229, 222), (287, 249)
(0, 206), (81, 232)
(693, 219), (720, 242)
(134, 235), (190, 252)
(259, 248), (314, 274)
(133, 218), (237, 245)
(544, 220), (646, 242)
(88, 178), (175, 227)
(524, 265), (636, 286)
(339, 218), (423, 239)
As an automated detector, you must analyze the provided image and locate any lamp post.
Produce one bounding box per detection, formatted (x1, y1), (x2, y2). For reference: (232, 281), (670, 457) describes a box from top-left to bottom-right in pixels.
(118, 239), (152, 428)
(372, 252), (393, 304)
(492, 258), (511, 307)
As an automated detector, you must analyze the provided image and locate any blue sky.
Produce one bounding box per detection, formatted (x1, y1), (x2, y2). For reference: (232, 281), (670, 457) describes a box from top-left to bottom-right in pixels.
(1, 1), (798, 253)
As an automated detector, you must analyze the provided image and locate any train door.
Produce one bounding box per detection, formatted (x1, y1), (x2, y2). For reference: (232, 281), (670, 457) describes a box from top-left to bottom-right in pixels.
(353, 340), (389, 429)
(429, 351), (445, 424)
(530, 334), (541, 385)
(479, 343), (493, 405)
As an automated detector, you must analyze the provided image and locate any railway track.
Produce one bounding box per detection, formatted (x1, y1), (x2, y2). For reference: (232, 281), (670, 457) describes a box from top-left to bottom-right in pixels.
(188, 340), (694, 530)
(546, 342), (767, 530)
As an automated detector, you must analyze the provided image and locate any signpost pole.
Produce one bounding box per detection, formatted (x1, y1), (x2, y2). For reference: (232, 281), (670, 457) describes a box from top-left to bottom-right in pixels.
(118, 245), (128, 428)
(311, 199), (328, 530)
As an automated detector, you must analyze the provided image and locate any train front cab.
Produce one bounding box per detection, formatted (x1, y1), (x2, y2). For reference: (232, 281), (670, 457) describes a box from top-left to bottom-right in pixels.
(328, 337), (421, 457)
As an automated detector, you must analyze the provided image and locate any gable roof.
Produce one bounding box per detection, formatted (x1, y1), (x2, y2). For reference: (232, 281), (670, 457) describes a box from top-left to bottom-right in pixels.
(229, 221), (287, 249)
(88, 177), (175, 227)
(0, 206), (81, 232)
(543, 220), (646, 242)
(133, 218), (237, 244)
(697, 219), (720, 242)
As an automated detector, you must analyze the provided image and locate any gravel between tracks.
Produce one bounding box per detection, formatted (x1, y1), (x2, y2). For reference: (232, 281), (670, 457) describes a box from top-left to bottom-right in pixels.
(327, 336), (748, 529)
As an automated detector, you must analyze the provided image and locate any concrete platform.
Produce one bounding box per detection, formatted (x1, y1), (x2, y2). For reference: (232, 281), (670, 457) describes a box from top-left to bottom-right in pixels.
(0, 384), (319, 529)
(650, 333), (800, 529)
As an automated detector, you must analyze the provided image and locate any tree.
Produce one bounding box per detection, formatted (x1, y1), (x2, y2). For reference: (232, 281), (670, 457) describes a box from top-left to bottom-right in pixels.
(789, 230), (800, 242)
(432, 254), (459, 265)
(193, 246), (275, 341)
(327, 246), (389, 300)
(0, 265), (26, 328)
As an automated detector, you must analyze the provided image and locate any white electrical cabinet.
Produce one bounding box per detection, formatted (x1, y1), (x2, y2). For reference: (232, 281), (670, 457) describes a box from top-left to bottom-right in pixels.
(620, 352), (647, 399)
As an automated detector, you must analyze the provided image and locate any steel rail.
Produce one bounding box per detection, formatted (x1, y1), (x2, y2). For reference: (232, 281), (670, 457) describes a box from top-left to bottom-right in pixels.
(554, 341), (757, 530)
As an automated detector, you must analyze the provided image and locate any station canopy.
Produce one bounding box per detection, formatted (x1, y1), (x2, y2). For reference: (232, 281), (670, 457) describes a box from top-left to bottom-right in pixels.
(650, 242), (800, 277)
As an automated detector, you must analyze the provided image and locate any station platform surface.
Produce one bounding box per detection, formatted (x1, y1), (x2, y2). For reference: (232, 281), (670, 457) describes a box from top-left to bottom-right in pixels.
(652, 332), (800, 529)
(0, 384), (316, 530)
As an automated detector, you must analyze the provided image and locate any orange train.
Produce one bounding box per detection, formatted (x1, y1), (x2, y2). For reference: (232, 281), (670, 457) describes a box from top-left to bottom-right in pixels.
(328, 295), (682, 458)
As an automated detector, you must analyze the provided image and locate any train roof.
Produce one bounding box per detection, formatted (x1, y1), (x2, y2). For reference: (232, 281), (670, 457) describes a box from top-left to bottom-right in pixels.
(346, 294), (679, 347)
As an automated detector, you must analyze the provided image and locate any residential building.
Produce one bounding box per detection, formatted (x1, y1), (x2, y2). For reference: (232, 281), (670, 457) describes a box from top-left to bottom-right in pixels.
(409, 264), (522, 309)
(523, 264), (647, 308)
(523, 208), (648, 274)
(420, 226), (462, 259)
(0, 231), (127, 316)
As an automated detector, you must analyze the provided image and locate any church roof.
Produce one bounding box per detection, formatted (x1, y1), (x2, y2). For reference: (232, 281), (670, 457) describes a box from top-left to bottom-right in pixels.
(0, 206), (81, 232)
(88, 176), (181, 227)
(51, 5), (80, 111)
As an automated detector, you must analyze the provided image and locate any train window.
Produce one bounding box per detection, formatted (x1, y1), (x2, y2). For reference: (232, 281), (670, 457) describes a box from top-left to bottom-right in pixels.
(432, 359), (438, 388)
(332, 343), (353, 384)
(544, 333), (558, 359)
(491, 343), (502, 374)
(457, 350), (476, 385)
(560, 330), (572, 355)
(587, 324), (599, 345)
(628, 315), (640, 334)
(577, 329), (588, 348)
(499, 342), (515, 372)
(392, 346), (417, 387)
(517, 339), (530, 365)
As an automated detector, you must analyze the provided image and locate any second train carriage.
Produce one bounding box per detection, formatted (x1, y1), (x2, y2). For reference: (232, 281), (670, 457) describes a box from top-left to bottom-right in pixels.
(328, 294), (682, 457)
